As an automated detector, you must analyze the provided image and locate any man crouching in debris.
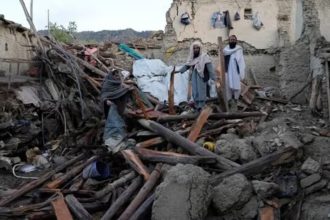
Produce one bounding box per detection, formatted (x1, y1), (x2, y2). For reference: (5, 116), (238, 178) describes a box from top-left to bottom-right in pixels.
(224, 35), (246, 111)
(101, 69), (135, 153)
(175, 41), (216, 111)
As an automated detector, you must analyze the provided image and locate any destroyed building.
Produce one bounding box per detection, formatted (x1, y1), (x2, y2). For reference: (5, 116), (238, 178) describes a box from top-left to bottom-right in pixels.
(0, 0), (330, 220)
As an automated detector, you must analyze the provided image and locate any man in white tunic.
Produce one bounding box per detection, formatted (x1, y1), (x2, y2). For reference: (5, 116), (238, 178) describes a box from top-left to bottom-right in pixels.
(223, 35), (246, 111)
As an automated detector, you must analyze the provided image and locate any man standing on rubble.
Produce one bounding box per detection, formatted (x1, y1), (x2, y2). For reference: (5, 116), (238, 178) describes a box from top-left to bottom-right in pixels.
(175, 41), (216, 111)
(224, 35), (246, 111)
(101, 69), (135, 153)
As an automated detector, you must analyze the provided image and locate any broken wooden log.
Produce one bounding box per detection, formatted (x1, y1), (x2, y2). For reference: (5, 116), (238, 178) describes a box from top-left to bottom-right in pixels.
(100, 177), (143, 220)
(135, 148), (216, 165)
(0, 153), (85, 206)
(187, 106), (213, 142)
(211, 147), (297, 186)
(199, 123), (236, 137)
(136, 137), (165, 148)
(157, 111), (265, 122)
(168, 67), (176, 115)
(47, 156), (97, 189)
(51, 194), (73, 220)
(121, 150), (150, 181)
(130, 193), (155, 220)
(65, 194), (93, 220)
(139, 119), (239, 170)
(325, 59), (330, 121)
(95, 171), (136, 199)
(217, 37), (228, 112)
(117, 164), (162, 220)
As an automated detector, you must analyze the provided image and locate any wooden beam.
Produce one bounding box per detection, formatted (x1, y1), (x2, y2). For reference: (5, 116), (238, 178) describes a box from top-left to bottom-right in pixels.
(218, 37), (228, 112)
(325, 59), (330, 121)
(211, 147), (297, 186)
(95, 171), (136, 199)
(51, 194), (73, 220)
(121, 150), (150, 181)
(187, 106), (213, 142)
(130, 193), (155, 220)
(0, 154), (85, 206)
(46, 156), (97, 189)
(157, 111), (264, 122)
(138, 119), (239, 170)
(100, 177), (143, 220)
(135, 148), (217, 165)
(117, 164), (162, 220)
(168, 67), (176, 115)
(65, 195), (93, 220)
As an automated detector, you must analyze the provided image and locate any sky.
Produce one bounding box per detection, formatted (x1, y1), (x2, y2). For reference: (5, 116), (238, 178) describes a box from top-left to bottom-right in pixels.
(1, 0), (173, 31)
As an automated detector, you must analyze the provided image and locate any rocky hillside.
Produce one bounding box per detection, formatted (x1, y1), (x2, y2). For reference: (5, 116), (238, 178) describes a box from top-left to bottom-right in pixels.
(38, 28), (154, 43)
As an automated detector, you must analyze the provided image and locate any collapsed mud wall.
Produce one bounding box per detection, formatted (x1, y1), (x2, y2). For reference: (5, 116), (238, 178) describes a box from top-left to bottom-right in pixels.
(160, 0), (330, 105)
(0, 16), (36, 77)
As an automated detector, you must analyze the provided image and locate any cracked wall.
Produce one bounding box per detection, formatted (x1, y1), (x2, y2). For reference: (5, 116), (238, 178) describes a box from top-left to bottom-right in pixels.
(161, 0), (330, 103)
(0, 19), (36, 77)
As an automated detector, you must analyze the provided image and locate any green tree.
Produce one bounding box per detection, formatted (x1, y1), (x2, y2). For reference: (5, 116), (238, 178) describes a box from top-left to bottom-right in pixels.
(49, 21), (77, 44)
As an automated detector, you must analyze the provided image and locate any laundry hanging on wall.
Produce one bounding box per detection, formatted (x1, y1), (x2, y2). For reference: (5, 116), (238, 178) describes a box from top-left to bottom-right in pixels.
(211, 11), (225, 28)
(223, 10), (233, 29)
(252, 12), (263, 30)
(211, 11), (234, 30)
(180, 12), (191, 25)
(234, 11), (241, 21)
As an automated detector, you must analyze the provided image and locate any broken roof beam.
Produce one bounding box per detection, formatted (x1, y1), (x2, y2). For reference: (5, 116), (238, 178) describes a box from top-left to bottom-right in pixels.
(157, 111), (265, 122)
(138, 119), (240, 170)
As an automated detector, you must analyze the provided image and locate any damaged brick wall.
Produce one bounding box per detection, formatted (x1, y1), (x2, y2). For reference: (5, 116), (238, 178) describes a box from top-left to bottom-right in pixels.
(158, 0), (330, 105)
(0, 16), (36, 77)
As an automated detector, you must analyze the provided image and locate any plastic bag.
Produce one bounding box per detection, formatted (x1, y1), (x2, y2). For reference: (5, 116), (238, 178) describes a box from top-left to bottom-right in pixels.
(234, 11), (241, 21)
(252, 12), (263, 30)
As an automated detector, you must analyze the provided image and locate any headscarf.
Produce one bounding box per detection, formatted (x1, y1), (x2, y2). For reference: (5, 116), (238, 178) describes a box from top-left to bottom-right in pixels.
(101, 70), (130, 102)
(186, 41), (212, 78)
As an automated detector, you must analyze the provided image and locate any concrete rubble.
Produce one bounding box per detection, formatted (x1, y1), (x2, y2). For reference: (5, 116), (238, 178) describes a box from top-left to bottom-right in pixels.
(0, 0), (330, 219)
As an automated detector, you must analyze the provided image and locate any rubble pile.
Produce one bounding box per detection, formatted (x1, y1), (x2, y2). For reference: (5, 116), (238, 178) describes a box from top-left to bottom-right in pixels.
(0, 34), (330, 220)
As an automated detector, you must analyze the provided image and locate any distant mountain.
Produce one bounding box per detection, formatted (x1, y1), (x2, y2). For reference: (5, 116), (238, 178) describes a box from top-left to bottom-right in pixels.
(38, 28), (154, 43)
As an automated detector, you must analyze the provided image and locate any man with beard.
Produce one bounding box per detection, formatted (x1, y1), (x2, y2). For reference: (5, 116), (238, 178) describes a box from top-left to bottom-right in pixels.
(224, 35), (246, 111)
(175, 41), (216, 111)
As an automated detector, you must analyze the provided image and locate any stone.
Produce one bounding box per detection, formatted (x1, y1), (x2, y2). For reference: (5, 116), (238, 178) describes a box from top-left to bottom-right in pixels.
(300, 194), (330, 220)
(301, 157), (320, 174)
(300, 134), (315, 144)
(252, 180), (280, 198)
(300, 174), (321, 188)
(304, 179), (327, 195)
(215, 134), (257, 163)
(212, 174), (252, 213)
(152, 164), (212, 220)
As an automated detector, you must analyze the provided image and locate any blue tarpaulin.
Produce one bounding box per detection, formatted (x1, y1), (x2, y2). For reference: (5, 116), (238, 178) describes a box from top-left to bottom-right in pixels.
(118, 44), (144, 60)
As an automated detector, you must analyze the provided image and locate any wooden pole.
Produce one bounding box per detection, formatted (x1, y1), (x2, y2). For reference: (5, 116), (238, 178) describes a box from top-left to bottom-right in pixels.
(19, 0), (44, 51)
(51, 193), (73, 220)
(187, 106), (213, 142)
(135, 148), (217, 165)
(138, 119), (239, 170)
(100, 177), (143, 220)
(168, 67), (176, 115)
(157, 111), (265, 122)
(130, 193), (155, 220)
(121, 150), (150, 181)
(117, 164), (162, 220)
(65, 195), (93, 220)
(0, 153), (85, 206)
(95, 171), (136, 199)
(218, 37), (228, 112)
(46, 156), (97, 189)
(30, 0), (33, 22)
(211, 147), (297, 186)
(325, 59), (330, 121)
